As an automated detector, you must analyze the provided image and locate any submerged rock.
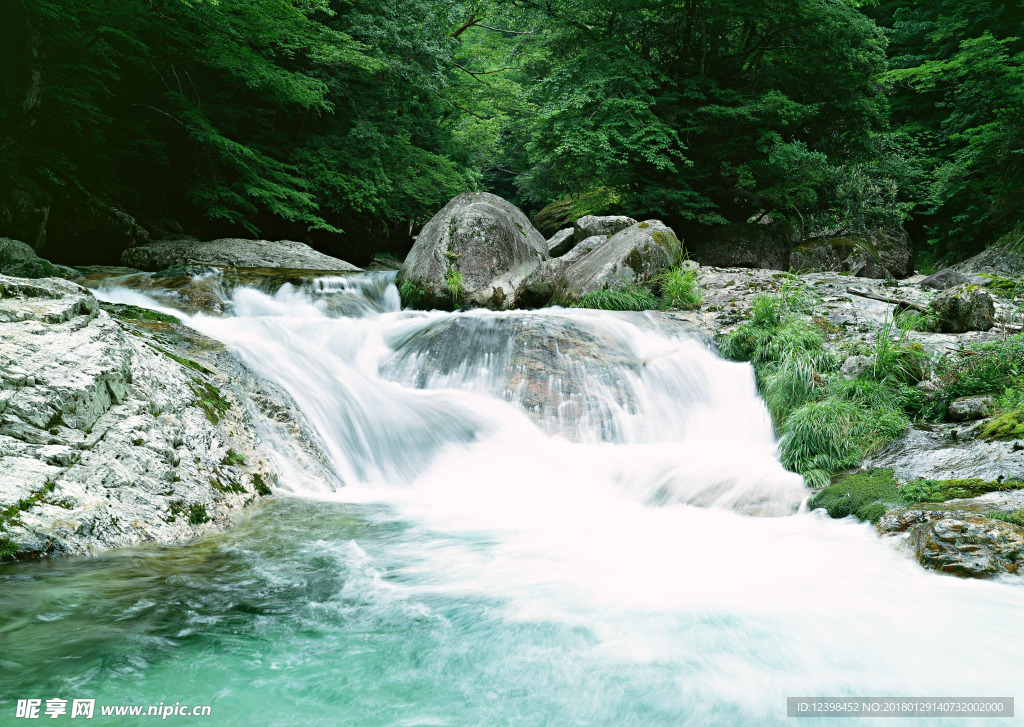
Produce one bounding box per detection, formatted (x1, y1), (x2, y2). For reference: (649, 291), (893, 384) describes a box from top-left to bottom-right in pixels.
(122, 238), (360, 272)
(398, 192), (548, 310)
(0, 274), (332, 561)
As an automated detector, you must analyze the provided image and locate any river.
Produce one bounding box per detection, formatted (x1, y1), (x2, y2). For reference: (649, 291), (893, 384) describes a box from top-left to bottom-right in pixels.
(1, 272), (1021, 726)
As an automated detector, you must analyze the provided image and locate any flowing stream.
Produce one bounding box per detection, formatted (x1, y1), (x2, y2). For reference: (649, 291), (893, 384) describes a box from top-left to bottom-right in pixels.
(2, 272), (1023, 726)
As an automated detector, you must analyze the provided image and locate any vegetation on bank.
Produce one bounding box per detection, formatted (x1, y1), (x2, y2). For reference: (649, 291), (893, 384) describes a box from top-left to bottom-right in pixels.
(572, 264), (702, 313)
(808, 469), (1017, 524)
(718, 280), (1024, 496)
(2, 0), (1020, 263)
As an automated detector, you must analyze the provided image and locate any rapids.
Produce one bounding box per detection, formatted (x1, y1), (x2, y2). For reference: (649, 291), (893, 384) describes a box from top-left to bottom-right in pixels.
(1, 271), (1021, 726)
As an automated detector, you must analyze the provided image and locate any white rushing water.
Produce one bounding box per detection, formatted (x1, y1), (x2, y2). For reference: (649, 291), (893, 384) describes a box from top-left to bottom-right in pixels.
(87, 273), (1024, 725)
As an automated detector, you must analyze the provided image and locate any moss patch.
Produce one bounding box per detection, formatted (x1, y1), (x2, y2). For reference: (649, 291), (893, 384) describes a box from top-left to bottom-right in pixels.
(187, 379), (229, 424)
(252, 473), (272, 497)
(108, 303), (180, 324)
(987, 510), (1024, 527)
(809, 468), (902, 523)
(221, 449), (246, 466)
(978, 410), (1024, 441)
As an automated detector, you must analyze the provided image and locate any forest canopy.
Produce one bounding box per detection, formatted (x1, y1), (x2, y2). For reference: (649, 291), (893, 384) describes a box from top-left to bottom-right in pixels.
(1, 0), (1021, 264)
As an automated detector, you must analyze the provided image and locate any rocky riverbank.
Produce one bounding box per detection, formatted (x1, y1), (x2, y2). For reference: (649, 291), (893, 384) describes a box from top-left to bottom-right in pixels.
(0, 274), (335, 561)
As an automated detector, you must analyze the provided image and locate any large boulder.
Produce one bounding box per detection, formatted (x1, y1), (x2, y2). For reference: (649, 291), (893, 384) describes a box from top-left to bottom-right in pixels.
(790, 236), (890, 278)
(398, 192), (547, 310)
(122, 238), (360, 272)
(558, 221), (681, 302)
(790, 228), (913, 279)
(573, 215), (637, 243)
(930, 285), (996, 333)
(685, 221), (798, 271)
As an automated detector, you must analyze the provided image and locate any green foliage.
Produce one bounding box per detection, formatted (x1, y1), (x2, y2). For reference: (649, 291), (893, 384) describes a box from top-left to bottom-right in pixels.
(655, 265), (702, 310)
(932, 334), (1024, 400)
(397, 279), (432, 310)
(445, 270), (464, 304)
(899, 477), (1013, 504)
(221, 450), (246, 466)
(978, 410), (1024, 441)
(573, 285), (660, 312)
(187, 379), (230, 425)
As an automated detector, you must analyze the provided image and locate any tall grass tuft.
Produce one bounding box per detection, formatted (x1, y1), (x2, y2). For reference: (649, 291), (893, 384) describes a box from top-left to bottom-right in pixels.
(656, 265), (702, 310)
(573, 285), (661, 311)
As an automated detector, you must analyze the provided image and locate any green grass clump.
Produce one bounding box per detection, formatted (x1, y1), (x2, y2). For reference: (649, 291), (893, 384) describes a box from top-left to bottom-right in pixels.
(809, 469), (902, 523)
(933, 334), (1024, 400)
(987, 510), (1024, 527)
(873, 314), (930, 385)
(187, 503), (210, 525)
(655, 265), (702, 310)
(573, 285), (661, 311)
(445, 269), (464, 304)
(397, 278), (433, 310)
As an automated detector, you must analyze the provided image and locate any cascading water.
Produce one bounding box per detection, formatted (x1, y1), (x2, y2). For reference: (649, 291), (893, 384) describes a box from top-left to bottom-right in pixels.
(2, 271), (1023, 726)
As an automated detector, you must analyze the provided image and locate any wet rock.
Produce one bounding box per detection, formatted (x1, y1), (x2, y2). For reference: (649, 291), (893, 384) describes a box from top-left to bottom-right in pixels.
(839, 355), (873, 379)
(573, 215), (638, 243)
(0, 274), (332, 561)
(947, 396), (994, 422)
(548, 228), (576, 257)
(122, 238), (359, 273)
(930, 285), (996, 333)
(864, 423), (1024, 483)
(878, 507), (1024, 578)
(398, 192), (547, 310)
(920, 268), (969, 290)
(558, 221), (681, 303)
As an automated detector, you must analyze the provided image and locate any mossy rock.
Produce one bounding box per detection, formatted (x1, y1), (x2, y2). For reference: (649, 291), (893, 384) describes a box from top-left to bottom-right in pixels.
(809, 468), (902, 523)
(0, 257), (79, 280)
(897, 477), (1013, 504)
(977, 410), (1024, 441)
(532, 187), (620, 238)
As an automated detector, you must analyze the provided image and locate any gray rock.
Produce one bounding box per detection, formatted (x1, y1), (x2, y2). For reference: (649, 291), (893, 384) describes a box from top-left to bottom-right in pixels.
(864, 423), (1024, 483)
(920, 268), (969, 290)
(790, 236), (890, 279)
(686, 221), (798, 271)
(930, 285), (996, 333)
(559, 221), (681, 302)
(122, 238), (360, 272)
(947, 396), (994, 422)
(0, 274), (332, 561)
(839, 355), (873, 379)
(878, 507), (1024, 578)
(561, 235), (607, 263)
(0, 238), (38, 267)
(518, 258), (569, 308)
(573, 215), (638, 243)
(548, 228), (576, 257)
(398, 192), (547, 310)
